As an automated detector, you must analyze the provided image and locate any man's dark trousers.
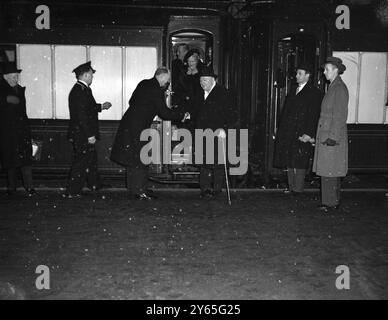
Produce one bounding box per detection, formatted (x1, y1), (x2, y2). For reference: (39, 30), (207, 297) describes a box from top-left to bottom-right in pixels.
(67, 139), (100, 195)
(200, 164), (224, 193)
(321, 176), (341, 206)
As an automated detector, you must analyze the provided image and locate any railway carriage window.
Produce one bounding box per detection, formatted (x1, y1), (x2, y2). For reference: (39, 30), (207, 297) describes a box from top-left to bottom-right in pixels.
(16, 44), (158, 120)
(124, 47), (157, 113)
(333, 51), (388, 124)
(18, 44), (53, 119)
(90, 46), (123, 120)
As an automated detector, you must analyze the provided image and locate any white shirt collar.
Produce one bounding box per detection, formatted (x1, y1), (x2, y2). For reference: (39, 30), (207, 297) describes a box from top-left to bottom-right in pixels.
(78, 80), (89, 87)
(298, 82), (307, 90)
(204, 81), (216, 100)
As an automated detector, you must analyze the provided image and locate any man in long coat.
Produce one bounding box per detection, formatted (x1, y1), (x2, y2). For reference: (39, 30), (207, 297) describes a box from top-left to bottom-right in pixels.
(0, 62), (35, 196)
(274, 63), (322, 194)
(66, 61), (112, 198)
(110, 67), (188, 200)
(313, 57), (349, 211)
(195, 67), (233, 199)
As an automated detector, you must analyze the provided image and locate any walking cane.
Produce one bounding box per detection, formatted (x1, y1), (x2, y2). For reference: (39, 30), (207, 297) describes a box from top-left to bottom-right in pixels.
(221, 134), (232, 206)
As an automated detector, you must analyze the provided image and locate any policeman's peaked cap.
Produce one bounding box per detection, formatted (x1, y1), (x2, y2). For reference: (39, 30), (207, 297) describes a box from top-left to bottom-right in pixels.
(72, 61), (96, 77)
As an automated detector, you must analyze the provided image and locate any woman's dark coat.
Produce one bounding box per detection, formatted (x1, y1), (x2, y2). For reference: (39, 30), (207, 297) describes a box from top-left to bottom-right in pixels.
(110, 77), (184, 167)
(273, 82), (322, 169)
(0, 78), (32, 169)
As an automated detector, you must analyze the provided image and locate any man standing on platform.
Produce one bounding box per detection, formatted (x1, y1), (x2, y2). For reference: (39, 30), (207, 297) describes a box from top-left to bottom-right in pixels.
(274, 63), (322, 195)
(66, 61), (112, 198)
(313, 57), (349, 212)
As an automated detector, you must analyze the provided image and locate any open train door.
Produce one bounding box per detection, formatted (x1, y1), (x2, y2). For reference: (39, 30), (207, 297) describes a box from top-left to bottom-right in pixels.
(267, 19), (327, 183)
(150, 15), (221, 185)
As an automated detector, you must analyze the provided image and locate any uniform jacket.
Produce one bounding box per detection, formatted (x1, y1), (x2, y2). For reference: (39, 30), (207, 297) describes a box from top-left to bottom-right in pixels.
(110, 77), (184, 167)
(0, 78), (32, 169)
(273, 82), (322, 169)
(313, 76), (349, 177)
(67, 81), (102, 142)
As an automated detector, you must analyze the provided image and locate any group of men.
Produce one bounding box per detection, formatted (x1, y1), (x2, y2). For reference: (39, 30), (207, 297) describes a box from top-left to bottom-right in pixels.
(274, 57), (349, 211)
(0, 55), (352, 209)
(66, 62), (229, 200)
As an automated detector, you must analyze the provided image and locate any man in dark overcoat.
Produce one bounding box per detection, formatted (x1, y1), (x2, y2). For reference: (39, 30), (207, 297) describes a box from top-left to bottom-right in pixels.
(0, 62), (35, 196)
(195, 67), (232, 199)
(66, 61), (112, 198)
(110, 67), (188, 200)
(274, 63), (322, 194)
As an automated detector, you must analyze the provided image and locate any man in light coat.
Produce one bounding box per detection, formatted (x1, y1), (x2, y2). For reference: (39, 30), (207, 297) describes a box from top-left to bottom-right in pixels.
(313, 57), (349, 211)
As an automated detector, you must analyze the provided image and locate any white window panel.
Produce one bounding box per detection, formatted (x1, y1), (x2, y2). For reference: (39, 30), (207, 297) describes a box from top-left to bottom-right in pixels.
(124, 47), (158, 113)
(358, 52), (387, 124)
(18, 44), (53, 119)
(55, 45), (87, 119)
(333, 51), (360, 124)
(90, 46), (123, 120)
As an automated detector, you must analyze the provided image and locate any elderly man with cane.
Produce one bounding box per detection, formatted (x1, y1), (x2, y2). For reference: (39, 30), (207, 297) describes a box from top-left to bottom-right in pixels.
(195, 66), (232, 202)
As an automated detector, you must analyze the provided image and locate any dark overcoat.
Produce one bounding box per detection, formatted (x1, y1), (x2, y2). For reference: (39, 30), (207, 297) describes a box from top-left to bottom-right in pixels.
(110, 77), (184, 167)
(273, 82), (322, 169)
(67, 81), (102, 143)
(313, 76), (349, 177)
(194, 83), (234, 165)
(0, 79), (32, 169)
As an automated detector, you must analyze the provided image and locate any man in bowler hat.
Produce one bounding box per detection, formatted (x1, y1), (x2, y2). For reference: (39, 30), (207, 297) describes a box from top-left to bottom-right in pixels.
(274, 63), (322, 194)
(195, 66), (233, 199)
(313, 57), (349, 211)
(66, 61), (112, 198)
(0, 62), (35, 196)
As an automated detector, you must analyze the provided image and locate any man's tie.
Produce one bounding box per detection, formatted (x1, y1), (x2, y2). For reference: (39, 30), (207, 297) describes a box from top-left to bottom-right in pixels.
(296, 86), (301, 95)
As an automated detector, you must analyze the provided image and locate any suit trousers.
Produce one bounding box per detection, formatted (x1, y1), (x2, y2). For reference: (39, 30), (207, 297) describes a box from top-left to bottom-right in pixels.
(200, 164), (224, 193)
(7, 165), (33, 191)
(321, 176), (341, 206)
(126, 164), (149, 195)
(67, 141), (100, 195)
(287, 168), (306, 193)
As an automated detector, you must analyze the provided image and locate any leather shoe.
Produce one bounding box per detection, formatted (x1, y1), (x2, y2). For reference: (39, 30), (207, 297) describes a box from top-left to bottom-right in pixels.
(200, 189), (215, 199)
(317, 204), (340, 212)
(26, 189), (37, 197)
(134, 192), (154, 200)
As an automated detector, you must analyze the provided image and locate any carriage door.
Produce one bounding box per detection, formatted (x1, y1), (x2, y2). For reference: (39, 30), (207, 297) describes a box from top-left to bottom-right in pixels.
(268, 21), (326, 179)
(163, 16), (220, 179)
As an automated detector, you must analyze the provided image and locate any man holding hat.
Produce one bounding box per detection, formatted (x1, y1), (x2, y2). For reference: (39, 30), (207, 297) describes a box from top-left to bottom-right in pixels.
(274, 63), (322, 194)
(195, 66), (232, 199)
(0, 62), (35, 196)
(313, 56), (349, 211)
(66, 61), (112, 198)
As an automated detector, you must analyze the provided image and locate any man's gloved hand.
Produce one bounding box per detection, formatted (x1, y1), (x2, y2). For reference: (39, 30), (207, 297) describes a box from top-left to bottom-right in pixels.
(6, 95), (20, 104)
(88, 136), (96, 144)
(217, 129), (226, 139)
(102, 102), (112, 110)
(298, 134), (312, 143)
(322, 138), (338, 146)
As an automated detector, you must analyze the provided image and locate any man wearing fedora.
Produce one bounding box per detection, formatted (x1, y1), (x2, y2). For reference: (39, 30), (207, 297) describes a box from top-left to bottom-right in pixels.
(0, 62), (35, 196)
(66, 61), (112, 198)
(313, 56), (349, 211)
(195, 66), (232, 199)
(274, 63), (322, 194)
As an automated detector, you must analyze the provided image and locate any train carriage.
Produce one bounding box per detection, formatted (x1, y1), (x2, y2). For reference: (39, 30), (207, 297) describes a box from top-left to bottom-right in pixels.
(0, 0), (387, 188)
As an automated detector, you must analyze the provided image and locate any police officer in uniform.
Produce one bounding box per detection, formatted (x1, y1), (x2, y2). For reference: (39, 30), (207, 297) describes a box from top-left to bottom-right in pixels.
(66, 61), (112, 198)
